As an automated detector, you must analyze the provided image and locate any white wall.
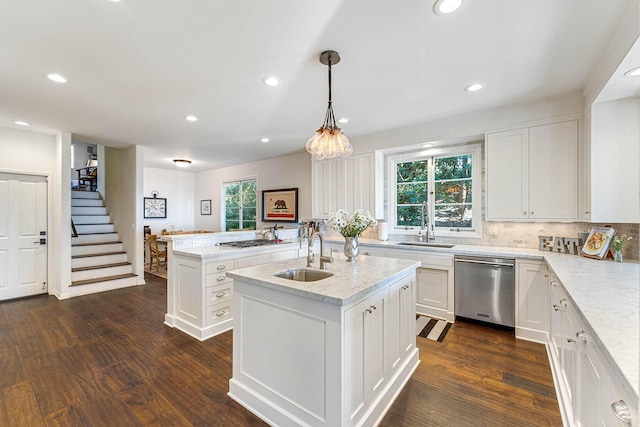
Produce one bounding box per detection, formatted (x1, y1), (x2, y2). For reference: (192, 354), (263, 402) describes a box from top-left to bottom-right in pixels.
(143, 167), (195, 235)
(194, 151), (311, 232)
(0, 127), (57, 174)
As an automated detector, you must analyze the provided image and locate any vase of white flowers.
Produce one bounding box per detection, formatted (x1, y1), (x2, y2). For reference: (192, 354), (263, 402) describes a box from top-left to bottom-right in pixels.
(611, 234), (633, 263)
(328, 209), (378, 262)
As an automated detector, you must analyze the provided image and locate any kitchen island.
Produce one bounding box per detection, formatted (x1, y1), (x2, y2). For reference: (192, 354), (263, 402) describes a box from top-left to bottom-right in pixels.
(226, 255), (421, 427)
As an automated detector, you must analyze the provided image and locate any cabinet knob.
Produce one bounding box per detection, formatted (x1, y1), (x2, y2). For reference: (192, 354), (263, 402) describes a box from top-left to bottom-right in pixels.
(523, 211), (527, 215)
(566, 337), (576, 343)
(364, 251), (370, 256)
(216, 291), (226, 298)
(550, 280), (557, 287)
(217, 264), (226, 270)
(217, 275), (226, 281)
(401, 284), (410, 290)
(584, 211), (591, 215)
(553, 304), (562, 312)
(365, 305), (377, 314)
(576, 330), (588, 342)
(530, 211), (534, 215)
(216, 310), (226, 317)
(611, 400), (632, 424)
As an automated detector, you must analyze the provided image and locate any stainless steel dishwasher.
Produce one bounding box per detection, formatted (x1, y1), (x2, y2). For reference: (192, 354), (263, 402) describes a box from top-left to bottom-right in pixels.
(454, 255), (515, 327)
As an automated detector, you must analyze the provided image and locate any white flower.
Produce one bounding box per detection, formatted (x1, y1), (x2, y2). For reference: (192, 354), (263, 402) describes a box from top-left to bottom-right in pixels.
(328, 210), (378, 238)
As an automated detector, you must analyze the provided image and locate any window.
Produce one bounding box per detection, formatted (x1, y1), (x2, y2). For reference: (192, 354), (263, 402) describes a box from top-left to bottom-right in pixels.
(390, 144), (481, 237)
(223, 178), (257, 231)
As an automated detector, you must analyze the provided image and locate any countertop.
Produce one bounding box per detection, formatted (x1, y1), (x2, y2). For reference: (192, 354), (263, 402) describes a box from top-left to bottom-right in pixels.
(226, 256), (421, 306)
(172, 239), (304, 259)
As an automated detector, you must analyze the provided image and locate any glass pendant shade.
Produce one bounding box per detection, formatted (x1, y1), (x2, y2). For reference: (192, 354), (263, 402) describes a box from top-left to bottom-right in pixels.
(306, 50), (353, 160)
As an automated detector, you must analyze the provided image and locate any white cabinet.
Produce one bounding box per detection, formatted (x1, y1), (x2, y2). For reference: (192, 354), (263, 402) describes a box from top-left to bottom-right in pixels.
(515, 259), (549, 343)
(388, 275), (416, 375)
(548, 273), (638, 427)
(312, 153), (378, 218)
(486, 120), (578, 220)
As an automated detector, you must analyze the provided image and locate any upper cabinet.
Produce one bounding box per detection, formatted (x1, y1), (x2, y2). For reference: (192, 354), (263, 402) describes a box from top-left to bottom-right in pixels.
(486, 120), (578, 221)
(312, 153), (379, 218)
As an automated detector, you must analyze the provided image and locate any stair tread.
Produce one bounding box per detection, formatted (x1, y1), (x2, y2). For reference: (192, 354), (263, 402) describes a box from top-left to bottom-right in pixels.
(72, 262), (131, 272)
(75, 232), (118, 235)
(70, 273), (137, 287)
(74, 223), (114, 226)
(72, 251), (126, 259)
(72, 241), (122, 247)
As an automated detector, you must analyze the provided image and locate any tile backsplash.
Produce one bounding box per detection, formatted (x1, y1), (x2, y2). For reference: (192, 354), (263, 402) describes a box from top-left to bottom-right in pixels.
(325, 221), (639, 261)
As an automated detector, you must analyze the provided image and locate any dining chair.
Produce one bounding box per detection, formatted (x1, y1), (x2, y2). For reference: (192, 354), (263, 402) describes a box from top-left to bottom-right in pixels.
(147, 234), (167, 271)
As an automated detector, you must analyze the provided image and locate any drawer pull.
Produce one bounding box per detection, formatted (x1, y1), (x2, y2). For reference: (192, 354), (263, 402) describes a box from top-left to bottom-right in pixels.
(566, 337), (576, 343)
(216, 291), (226, 298)
(576, 330), (588, 342)
(217, 264), (226, 270)
(217, 275), (226, 281)
(401, 284), (410, 290)
(365, 305), (377, 314)
(553, 304), (563, 312)
(216, 310), (226, 317)
(550, 280), (557, 286)
(611, 400), (631, 424)
(364, 251), (370, 256)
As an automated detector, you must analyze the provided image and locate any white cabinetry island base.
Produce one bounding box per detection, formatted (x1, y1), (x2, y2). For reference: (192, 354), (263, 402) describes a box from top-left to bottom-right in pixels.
(227, 256), (420, 427)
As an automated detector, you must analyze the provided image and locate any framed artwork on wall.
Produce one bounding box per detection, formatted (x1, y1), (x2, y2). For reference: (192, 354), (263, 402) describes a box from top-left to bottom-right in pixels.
(144, 197), (167, 219)
(201, 199), (212, 215)
(261, 188), (298, 222)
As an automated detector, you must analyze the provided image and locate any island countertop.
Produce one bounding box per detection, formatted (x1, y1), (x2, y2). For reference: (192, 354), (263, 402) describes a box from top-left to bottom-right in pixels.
(226, 256), (421, 306)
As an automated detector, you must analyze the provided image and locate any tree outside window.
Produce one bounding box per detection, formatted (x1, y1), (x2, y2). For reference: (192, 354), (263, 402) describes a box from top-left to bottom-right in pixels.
(224, 179), (256, 231)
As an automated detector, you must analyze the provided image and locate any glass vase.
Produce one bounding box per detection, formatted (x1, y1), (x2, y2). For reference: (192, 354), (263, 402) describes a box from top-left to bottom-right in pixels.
(613, 249), (623, 263)
(344, 236), (360, 263)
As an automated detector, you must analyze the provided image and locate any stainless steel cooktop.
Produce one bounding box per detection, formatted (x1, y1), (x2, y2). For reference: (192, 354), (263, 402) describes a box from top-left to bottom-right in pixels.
(216, 239), (290, 248)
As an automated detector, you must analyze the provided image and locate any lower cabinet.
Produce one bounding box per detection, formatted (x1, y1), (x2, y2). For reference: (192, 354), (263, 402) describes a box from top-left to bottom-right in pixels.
(515, 259), (549, 343)
(548, 274), (638, 426)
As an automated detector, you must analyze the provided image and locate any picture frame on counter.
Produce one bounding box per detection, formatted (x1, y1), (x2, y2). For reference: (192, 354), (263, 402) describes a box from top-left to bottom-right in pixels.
(262, 188), (298, 223)
(580, 226), (616, 260)
(201, 199), (212, 215)
(144, 197), (167, 219)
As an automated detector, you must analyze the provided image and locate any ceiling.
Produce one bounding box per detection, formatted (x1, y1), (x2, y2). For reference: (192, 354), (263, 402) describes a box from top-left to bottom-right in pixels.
(0, 0), (637, 172)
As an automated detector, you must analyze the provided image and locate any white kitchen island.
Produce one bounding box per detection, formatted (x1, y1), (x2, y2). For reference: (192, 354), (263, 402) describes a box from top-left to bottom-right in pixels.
(226, 255), (421, 427)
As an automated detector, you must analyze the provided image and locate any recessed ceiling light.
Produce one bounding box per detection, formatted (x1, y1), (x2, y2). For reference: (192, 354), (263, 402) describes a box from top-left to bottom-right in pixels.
(14, 120), (30, 126)
(185, 115), (198, 122)
(173, 159), (192, 168)
(434, 0), (463, 15)
(262, 76), (280, 87)
(624, 66), (640, 77)
(260, 138), (270, 143)
(45, 73), (67, 83)
(108, 0), (121, 2)
(338, 117), (349, 124)
(464, 83), (484, 92)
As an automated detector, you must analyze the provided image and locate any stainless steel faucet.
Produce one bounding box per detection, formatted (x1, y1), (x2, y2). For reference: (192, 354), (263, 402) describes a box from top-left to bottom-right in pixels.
(418, 201), (428, 242)
(306, 225), (333, 270)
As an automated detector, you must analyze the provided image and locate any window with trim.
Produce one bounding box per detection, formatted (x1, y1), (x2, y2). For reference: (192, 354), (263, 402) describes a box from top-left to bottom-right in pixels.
(389, 144), (481, 237)
(223, 178), (257, 231)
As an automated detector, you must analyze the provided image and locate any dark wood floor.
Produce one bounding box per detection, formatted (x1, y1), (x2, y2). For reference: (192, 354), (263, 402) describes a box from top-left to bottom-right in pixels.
(0, 274), (562, 426)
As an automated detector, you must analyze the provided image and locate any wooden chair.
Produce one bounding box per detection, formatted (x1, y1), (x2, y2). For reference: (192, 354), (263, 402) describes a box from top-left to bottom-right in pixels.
(147, 234), (167, 271)
(77, 166), (97, 191)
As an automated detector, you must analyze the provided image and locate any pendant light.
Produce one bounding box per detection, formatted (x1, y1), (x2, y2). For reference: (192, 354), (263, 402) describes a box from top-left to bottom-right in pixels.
(306, 50), (353, 160)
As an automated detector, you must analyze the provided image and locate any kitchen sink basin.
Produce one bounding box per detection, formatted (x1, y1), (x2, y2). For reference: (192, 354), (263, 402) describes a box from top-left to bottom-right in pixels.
(273, 268), (334, 282)
(396, 242), (456, 249)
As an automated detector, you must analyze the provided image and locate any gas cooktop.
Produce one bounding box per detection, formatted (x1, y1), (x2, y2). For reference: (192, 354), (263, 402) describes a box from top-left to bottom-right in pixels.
(216, 239), (290, 248)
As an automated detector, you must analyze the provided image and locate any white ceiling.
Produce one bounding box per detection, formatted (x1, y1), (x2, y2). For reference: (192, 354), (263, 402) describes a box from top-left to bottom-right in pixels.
(0, 0), (637, 171)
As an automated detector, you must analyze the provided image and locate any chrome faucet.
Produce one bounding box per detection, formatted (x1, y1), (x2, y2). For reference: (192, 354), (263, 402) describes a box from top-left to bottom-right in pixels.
(306, 225), (333, 270)
(418, 201), (428, 242)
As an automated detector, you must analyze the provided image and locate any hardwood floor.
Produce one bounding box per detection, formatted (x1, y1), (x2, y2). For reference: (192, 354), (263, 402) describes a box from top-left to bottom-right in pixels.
(0, 274), (561, 426)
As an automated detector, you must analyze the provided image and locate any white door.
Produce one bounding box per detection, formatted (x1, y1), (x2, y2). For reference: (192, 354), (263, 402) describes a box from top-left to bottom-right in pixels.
(0, 173), (48, 300)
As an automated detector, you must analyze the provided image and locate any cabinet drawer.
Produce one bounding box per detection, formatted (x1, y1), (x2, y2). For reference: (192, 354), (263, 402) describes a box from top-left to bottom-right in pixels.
(206, 272), (233, 287)
(205, 259), (236, 274)
(270, 249), (298, 262)
(206, 302), (233, 326)
(206, 284), (233, 307)
(237, 253), (270, 268)
(386, 249), (453, 267)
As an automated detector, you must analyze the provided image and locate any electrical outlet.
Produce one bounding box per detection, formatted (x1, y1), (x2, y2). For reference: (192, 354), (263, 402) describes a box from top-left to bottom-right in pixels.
(487, 226), (497, 236)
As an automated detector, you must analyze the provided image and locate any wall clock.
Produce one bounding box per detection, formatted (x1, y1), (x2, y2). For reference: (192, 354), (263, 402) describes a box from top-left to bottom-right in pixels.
(144, 197), (167, 218)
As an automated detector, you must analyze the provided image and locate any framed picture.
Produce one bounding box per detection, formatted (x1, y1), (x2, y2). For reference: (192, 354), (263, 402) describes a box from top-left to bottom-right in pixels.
(580, 226), (616, 259)
(262, 188), (298, 222)
(144, 197), (167, 219)
(201, 199), (212, 215)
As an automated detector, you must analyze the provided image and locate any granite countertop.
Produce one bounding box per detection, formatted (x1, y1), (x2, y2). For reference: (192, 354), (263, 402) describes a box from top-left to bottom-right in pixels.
(226, 256), (421, 306)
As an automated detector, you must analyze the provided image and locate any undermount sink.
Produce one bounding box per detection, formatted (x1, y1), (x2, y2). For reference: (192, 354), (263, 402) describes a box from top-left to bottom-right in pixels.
(396, 242), (456, 249)
(273, 268), (334, 282)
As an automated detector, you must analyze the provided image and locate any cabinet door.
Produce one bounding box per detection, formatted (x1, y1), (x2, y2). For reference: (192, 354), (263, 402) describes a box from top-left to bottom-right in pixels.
(344, 288), (388, 424)
(311, 158), (343, 218)
(416, 267), (448, 310)
(575, 330), (601, 427)
(561, 303), (578, 418)
(516, 260), (549, 334)
(528, 120), (578, 219)
(343, 153), (375, 214)
(486, 128), (529, 219)
(549, 278), (564, 362)
(388, 275), (415, 374)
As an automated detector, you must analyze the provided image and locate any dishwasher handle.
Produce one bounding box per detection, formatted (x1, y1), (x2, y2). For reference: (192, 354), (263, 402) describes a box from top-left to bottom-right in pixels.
(454, 258), (514, 268)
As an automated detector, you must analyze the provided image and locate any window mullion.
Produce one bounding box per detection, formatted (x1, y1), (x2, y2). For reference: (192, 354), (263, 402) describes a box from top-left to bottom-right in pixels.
(428, 157), (435, 230)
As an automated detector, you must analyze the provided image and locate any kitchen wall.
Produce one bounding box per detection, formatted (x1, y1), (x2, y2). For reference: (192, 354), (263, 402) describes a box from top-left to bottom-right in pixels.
(143, 167), (195, 235)
(194, 151), (311, 232)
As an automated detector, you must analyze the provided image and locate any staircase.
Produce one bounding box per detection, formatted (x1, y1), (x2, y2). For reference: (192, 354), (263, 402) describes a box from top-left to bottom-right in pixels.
(71, 191), (137, 297)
